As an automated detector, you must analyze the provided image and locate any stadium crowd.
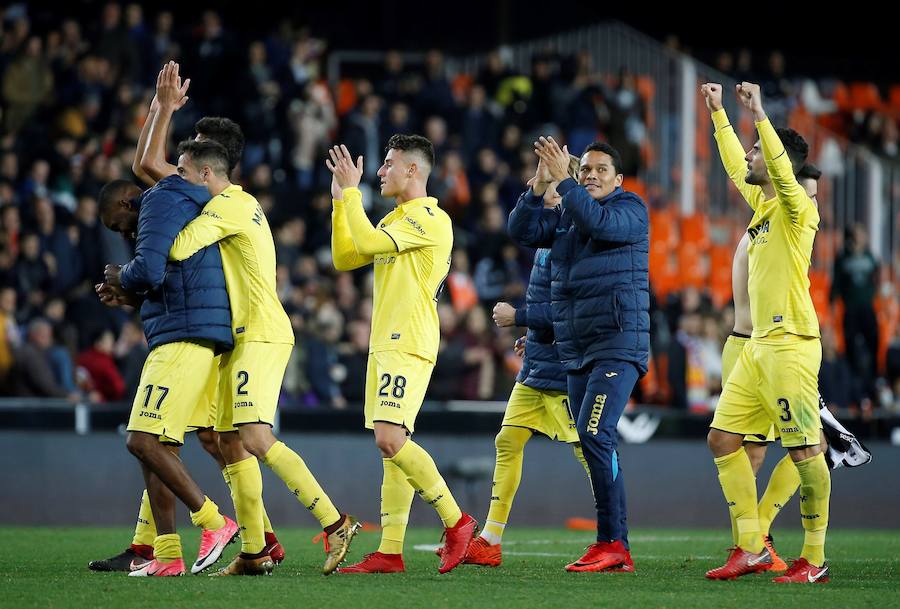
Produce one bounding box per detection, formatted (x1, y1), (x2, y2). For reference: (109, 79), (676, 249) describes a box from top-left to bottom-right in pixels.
(0, 4), (898, 412)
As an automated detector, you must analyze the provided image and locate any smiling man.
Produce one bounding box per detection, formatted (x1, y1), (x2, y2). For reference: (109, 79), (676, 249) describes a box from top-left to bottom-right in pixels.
(508, 138), (650, 573)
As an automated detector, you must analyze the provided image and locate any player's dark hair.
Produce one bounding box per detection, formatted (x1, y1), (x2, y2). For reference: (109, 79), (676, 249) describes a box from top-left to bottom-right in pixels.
(98, 179), (137, 216)
(797, 162), (821, 181)
(385, 134), (435, 170)
(177, 139), (230, 177)
(583, 141), (624, 176)
(775, 127), (809, 173)
(194, 117), (244, 173)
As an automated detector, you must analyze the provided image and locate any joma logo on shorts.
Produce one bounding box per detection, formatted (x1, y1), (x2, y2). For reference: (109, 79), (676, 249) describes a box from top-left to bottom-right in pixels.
(586, 394), (607, 435)
(781, 427), (799, 433)
(234, 401), (254, 408)
(381, 400), (401, 408)
(139, 411), (162, 420)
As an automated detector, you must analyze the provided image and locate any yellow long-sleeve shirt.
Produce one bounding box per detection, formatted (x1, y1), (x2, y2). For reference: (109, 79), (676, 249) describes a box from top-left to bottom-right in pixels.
(331, 187), (452, 363)
(712, 109), (820, 339)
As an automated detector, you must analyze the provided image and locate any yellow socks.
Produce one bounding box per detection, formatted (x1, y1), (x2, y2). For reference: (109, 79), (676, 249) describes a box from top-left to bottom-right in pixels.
(131, 490), (156, 547)
(390, 440), (462, 528)
(377, 458), (415, 555)
(189, 496), (226, 531)
(226, 457), (266, 554)
(483, 426), (531, 544)
(758, 454), (801, 536)
(714, 448), (763, 552)
(153, 533), (182, 562)
(795, 453), (830, 566)
(262, 441), (340, 528)
(223, 465), (273, 534)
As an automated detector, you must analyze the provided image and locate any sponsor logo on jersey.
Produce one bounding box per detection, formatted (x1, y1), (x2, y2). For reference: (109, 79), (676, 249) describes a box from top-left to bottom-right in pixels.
(201, 210), (223, 220)
(252, 205), (263, 226)
(404, 216), (426, 235)
(773, 315), (783, 323)
(236, 327), (245, 334)
(748, 219), (770, 239)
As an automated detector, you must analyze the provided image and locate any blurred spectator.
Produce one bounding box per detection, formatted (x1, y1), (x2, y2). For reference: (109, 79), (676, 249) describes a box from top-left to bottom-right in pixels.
(114, 319), (147, 403)
(0, 287), (19, 389)
(2, 36), (53, 134)
(831, 225), (879, 399)
(303, 305), (346, 409)
(338, 319), (370, 406)
(76, 328), (125, 402)
(10, 318), (76, 399)
(819, 325), (857, 410)
(34, 196), (83, 293)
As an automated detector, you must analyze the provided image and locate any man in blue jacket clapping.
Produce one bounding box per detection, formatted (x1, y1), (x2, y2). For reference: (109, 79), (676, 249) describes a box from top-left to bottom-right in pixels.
(508, 136), (649, 573)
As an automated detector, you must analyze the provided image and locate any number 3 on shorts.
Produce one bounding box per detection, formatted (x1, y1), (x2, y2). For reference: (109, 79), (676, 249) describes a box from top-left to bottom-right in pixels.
(777, 398), (792, 422)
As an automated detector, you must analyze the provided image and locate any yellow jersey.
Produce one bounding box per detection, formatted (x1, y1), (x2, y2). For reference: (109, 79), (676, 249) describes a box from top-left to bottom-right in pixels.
(712, 109), (820, 339)
(333, 188), (452, 363)
(169, 184), (293, 345)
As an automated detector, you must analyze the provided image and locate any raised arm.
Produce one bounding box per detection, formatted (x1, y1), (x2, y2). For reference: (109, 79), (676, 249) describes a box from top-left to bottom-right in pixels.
(507, 189), (560, 248)
(326, 144), (397, 258)
(557, 179), (647, 243)
(737, 81), (815, 221)
(702, 83), (765, 211)
(132, 96), (159, 187)
(140, 62), (190, 183)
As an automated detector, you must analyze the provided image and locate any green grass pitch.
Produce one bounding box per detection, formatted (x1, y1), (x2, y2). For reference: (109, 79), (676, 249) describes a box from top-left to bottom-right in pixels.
(2, 527), (898, 609)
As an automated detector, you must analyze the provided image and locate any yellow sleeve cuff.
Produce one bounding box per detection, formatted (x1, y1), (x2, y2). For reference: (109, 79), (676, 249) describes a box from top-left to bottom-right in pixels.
(341, 187), (362, 205)
(711, 108), (731, 131)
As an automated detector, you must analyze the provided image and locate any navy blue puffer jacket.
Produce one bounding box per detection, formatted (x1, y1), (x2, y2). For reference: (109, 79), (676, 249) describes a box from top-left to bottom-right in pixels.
(514, 248), (567, 392)
(120, 175), (233, 353)
(508, 179), (649, 374)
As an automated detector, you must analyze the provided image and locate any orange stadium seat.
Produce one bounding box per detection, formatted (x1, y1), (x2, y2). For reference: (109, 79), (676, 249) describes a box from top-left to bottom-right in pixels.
(623, 176), (648, 202)
(679, 213), (710, 250)
(335, 79), (358, 116)
(832, 81), (852, 113)
(809, 269), (832, 325)
(849, 82), (884, 112)
(889, 85), (900, 118)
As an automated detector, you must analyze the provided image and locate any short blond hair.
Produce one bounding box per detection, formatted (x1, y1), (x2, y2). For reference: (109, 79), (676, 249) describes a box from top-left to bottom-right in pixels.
(567, 154), (580, 180)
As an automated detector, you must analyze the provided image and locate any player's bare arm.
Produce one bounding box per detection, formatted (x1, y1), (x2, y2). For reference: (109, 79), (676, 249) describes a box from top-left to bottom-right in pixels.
(140, 61), (190, 182)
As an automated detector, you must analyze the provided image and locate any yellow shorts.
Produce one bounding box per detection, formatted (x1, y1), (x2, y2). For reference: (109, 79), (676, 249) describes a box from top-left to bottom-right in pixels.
(712, 334), (822, 448)
(364, 350), (434, 434)
(502, 383), (578, 443)
(185, 357), (220, 433)
(215, 341), (292, 433)
(127, 341), (217, 445)
(722, 335), (778, 443)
